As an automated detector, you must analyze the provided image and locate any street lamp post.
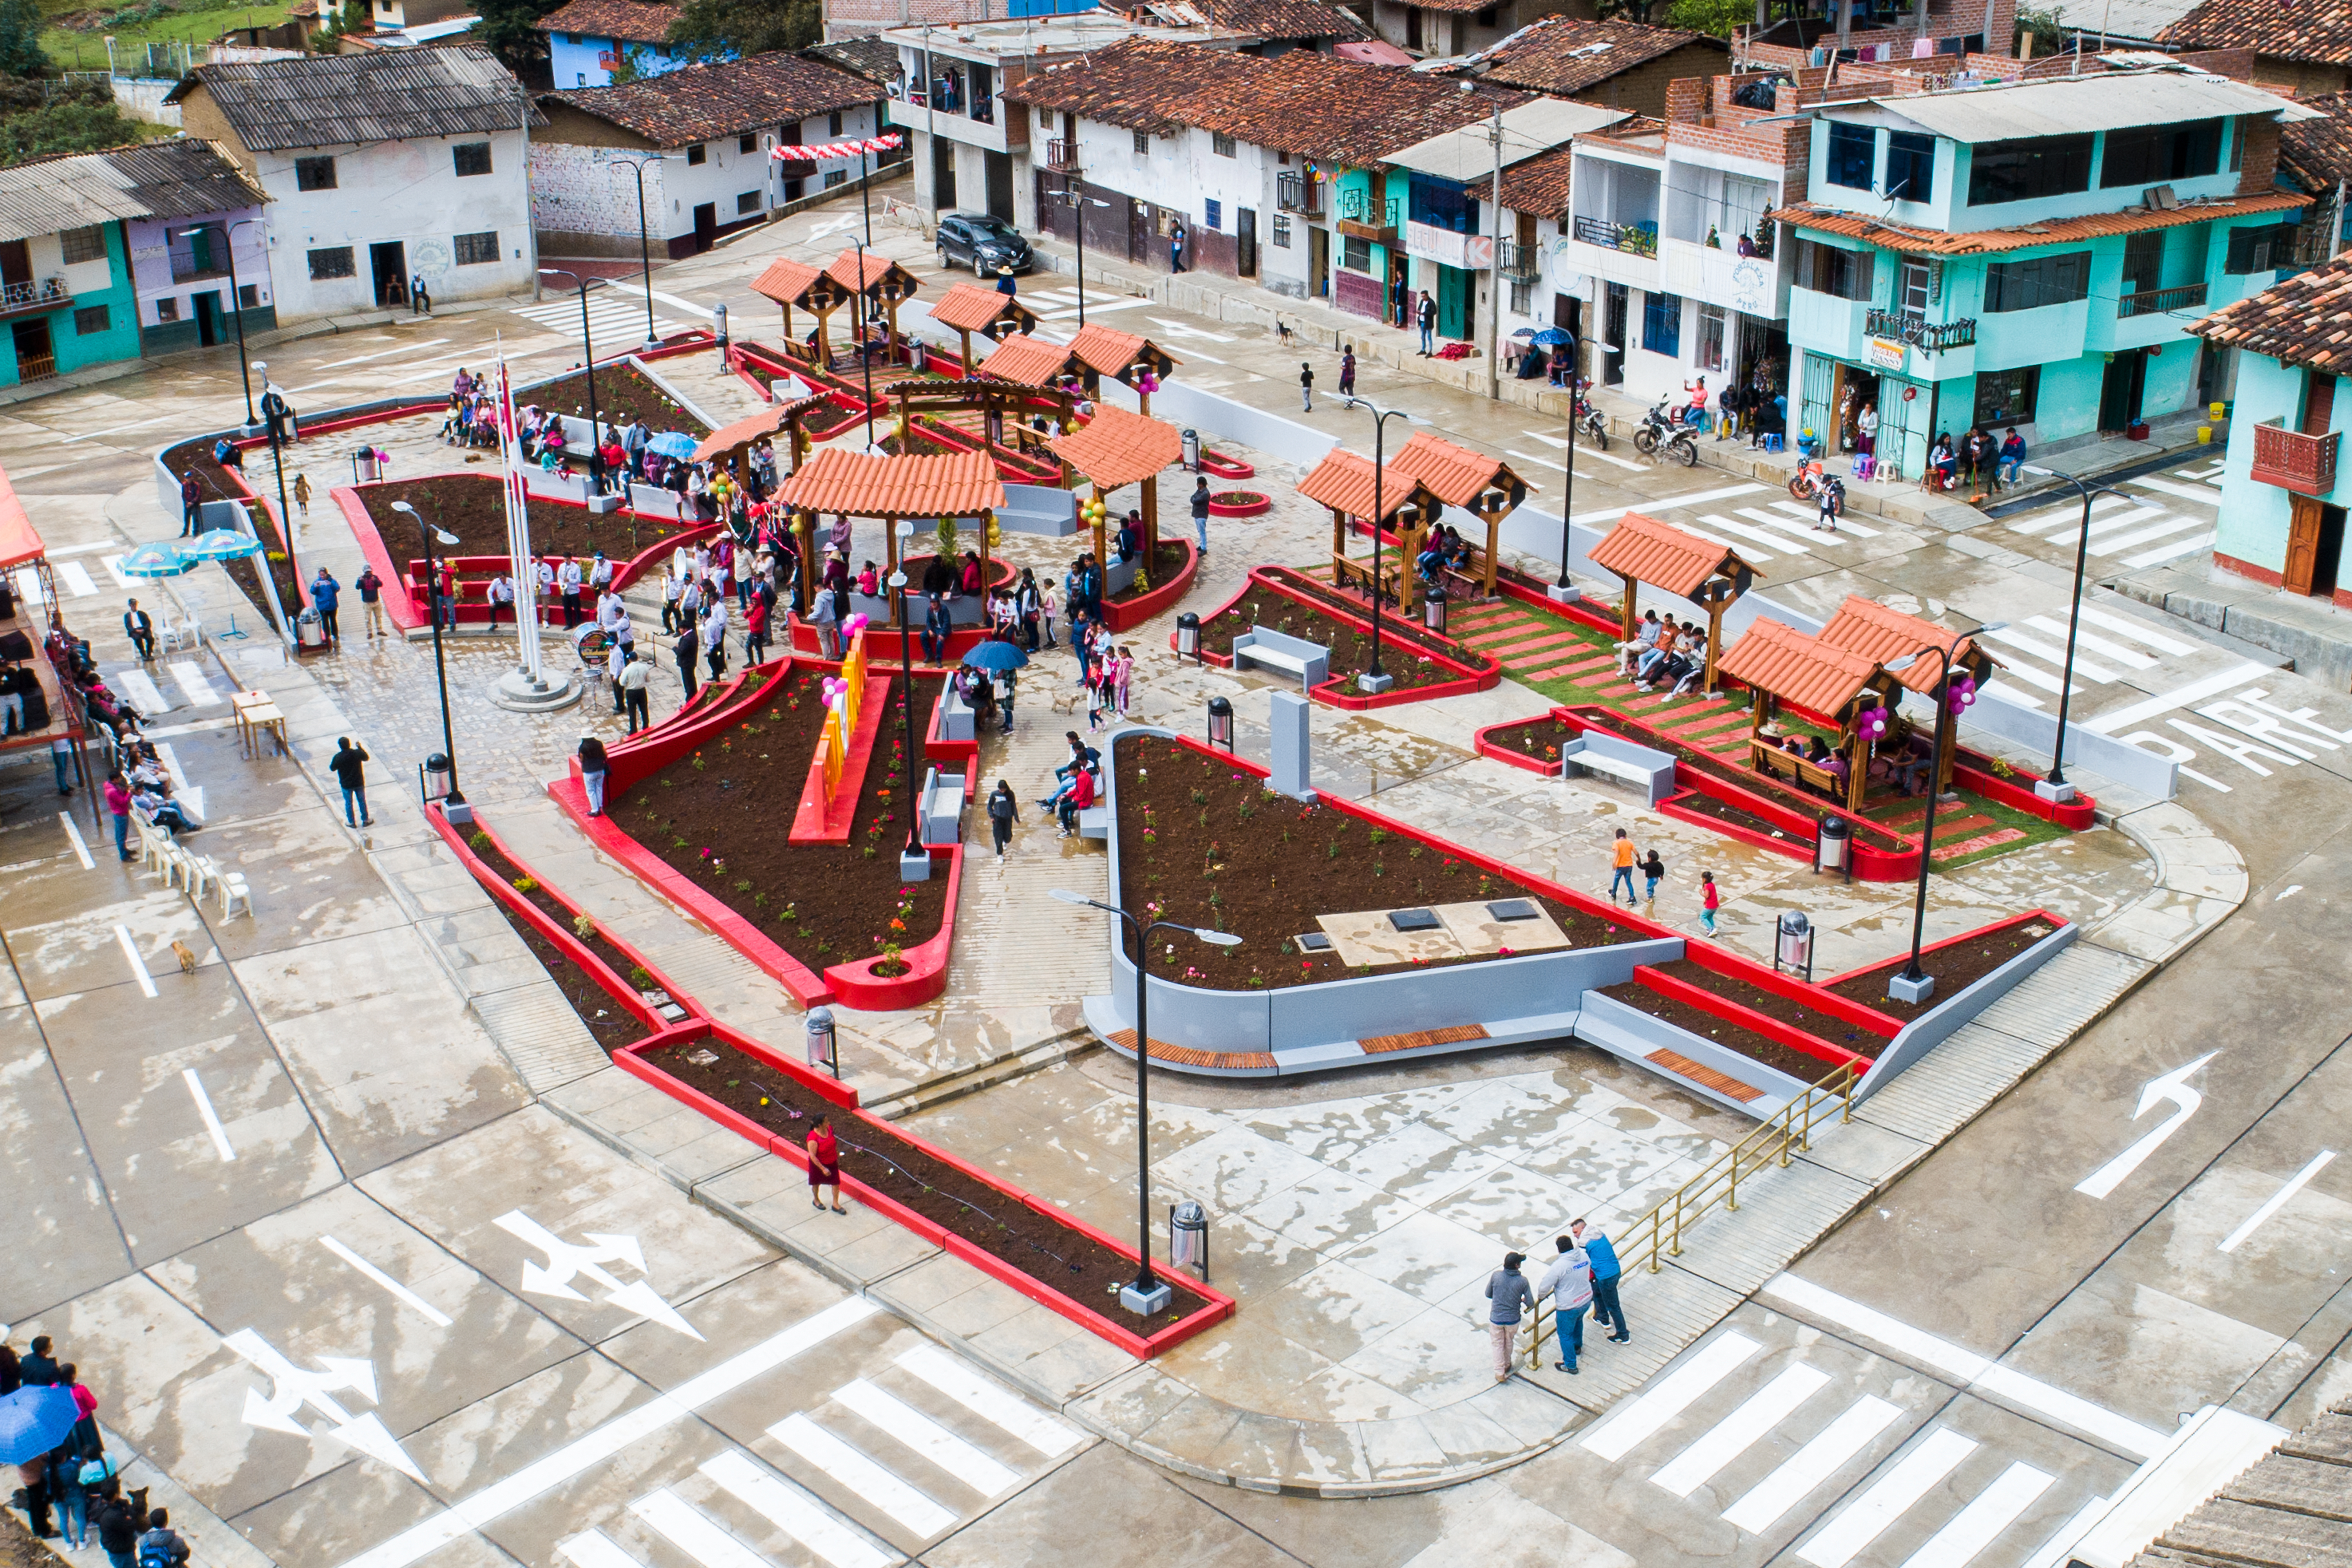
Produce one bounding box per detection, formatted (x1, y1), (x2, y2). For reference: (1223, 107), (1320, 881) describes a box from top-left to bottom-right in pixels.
(609, 156), (677, 351)
(1049, 887), (1239, 1315)
(891, 520), (927, 880)
(184, 220), (263, 427)
(851, 239), (880, 450)
(2019, 467), (2124, 797)
(539, 268), (608, 495)
(251, 359), (301, 631)
(392, 499), (466, 811)
(1548, 329), (1610, 602)
(1057, 174), (1112, 327)
(1341, 396), (1413, 693)
(1885, 621), (2005, 1004)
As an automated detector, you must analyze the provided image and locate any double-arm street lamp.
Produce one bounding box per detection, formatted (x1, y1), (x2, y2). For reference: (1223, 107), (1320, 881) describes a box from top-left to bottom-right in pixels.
(608, 154), (683, 351)
(1883, 620), (2006, 1004)
(1339, 396), (1414, 693)
(391, 498), (466, 811)
(180, 219), (265, 428)
(2020, 466), (2129, 796)
(539, 267), (611, 494)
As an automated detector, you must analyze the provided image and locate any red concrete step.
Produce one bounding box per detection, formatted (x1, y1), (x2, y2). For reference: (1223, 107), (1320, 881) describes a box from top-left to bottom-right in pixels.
(1524, 659), (1598, 681)
(1461, 620), (1548, 646)
(1933, 826), (2027, 861)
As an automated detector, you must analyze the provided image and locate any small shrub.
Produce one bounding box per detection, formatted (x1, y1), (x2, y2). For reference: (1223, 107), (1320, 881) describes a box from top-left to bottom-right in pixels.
(512, 876), (537, 893)
(572, 913), (595, 938)
(468, 829), (492, 849)
(629, 965), (653, 987)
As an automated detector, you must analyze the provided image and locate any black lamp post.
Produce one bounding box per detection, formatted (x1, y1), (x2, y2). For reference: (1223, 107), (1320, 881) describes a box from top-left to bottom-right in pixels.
(1058, 174), (1112, 327)
(608, 156), (676, 351)
(1341, 396), (1413, 693)
(392, 499), (466, 809)
(540, 268), (608, 494)
(185, 220), (263, 428)
(892, 520), (925, 874)
(1885, 620), (2004, 1004)
(852, 238), (880, 451)
(1550, 328), (1610, 598)
(2019, 466), (2125, 794)
(251, 359), (301, 623)
(1050, 887), (1239, 1315)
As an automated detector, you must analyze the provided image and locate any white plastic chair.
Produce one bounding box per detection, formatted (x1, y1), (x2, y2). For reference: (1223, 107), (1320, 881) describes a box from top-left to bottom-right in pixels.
(196, 854), (250, 918)
(159, 618), (197, 655)
(163, 841), (199, 892)
(137, 820), (171, 874)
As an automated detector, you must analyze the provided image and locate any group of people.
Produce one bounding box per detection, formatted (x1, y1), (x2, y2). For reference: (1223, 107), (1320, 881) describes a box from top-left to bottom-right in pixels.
(1413, 525), (1477, 595)
(1482, 1219), (1630, 1380)
(1615, 609), (1710, 702)
(1924, 425), (2028, 492)
(441, 365), (782, 514)
(3, 1328), (188, 1568)
(100, 732), (204, 857)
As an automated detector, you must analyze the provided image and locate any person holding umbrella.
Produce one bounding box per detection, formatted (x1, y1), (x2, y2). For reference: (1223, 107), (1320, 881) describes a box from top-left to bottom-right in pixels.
(962, 639), (1027, 733)
(0, 1379), (83, 1538)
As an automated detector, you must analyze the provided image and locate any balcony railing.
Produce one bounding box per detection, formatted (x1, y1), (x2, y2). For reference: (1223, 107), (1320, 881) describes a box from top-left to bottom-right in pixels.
(1044, 137), (1078, 171)
(1276, 171), (1321, 216)
(0, 277), (67, 317)
(2251, 418), (2340, 497)
(1336, 189), (1399, 227)
(1863, 308), (1976, 352)
(1496, 241), (1540, 280)
(1572, 214), (1657, 256)
(169, 249), (230, 283)
(2118, 281), (2210, 319)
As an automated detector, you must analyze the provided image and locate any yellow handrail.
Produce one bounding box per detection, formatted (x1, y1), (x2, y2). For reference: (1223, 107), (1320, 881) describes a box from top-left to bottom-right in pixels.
(1524, 1060), (1857, 1369)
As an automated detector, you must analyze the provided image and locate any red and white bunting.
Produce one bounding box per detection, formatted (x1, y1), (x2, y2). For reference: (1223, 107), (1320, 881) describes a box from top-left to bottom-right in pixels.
(769, 133), (903, 162)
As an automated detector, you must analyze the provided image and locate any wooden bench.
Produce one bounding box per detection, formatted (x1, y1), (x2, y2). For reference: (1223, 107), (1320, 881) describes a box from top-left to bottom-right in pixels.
(1750, 738), (1844, 797)
(1230, 628), (1330, 692)
(1331, 551), (1400, 604)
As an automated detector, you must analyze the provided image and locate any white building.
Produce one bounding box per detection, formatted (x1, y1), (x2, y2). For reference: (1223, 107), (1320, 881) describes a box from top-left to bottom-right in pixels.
(169, 45), (540, 323)
(534, 52), (884, 259)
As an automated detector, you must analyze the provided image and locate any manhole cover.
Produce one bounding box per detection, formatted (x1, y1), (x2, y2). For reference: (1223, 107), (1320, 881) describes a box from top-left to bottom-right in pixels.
(1486, 899), (1541, 922)
(1388, 908), (1441, 932)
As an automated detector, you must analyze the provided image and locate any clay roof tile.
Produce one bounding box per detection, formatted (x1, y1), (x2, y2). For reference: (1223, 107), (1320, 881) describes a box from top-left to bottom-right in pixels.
(1049, 405), (1183, 490)
(774, 447), (1004, 519)
(1716, 618), (1882, 719)
(1586, 512), (1758, 597)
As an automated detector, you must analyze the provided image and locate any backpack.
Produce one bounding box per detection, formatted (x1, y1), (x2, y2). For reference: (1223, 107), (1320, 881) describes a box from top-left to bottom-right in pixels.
(137, 1534), (177, 1568)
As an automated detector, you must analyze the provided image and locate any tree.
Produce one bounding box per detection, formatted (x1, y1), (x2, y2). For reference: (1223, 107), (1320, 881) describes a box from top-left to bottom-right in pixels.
(0, 99), (147, 166)
(473, 0), (563, 75)
(666, 0), (818, 63)
(2016, 5), (2065, 53)
(0, 0), (47, 79)
(1662, 0), (1756, 35)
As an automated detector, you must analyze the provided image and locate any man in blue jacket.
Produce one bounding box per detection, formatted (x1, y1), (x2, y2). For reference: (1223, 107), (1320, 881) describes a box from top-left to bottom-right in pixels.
(1575, 1216), (1629, 1343)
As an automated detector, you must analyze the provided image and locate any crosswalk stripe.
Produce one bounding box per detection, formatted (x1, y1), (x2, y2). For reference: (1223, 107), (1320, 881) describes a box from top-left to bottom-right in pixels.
(1698, 514), (1798, 556)
(168, 659), (221, 708)
(2082, 505), (2168, 541)
(698, 1452), (891, 1568)
(1582, 1332), (1762, 1462)
(2009, 494), (2134, 536)
(631, 1488), (769, 1568)
(2128, 475), (2223, 508)
(1982, 627), (2114, 682)
(556, 1528), (645, 1568)
(1896, 1460), (2055, 1568)
(894, 1346), (1083, 1457)
(770, 1414), (955, 1537)
(2019, 1494), (2111, 1568)
(1985, 659), (2080, 697)
(12, 568), (43, 604)
(2074, 603), (2194, 656)
(102, 555), (137, 590)
(2093, 515), (2204, 556)
(1766, 499), (1879, 537)
(58, 561), (97, 597)
(832, 1379), (1020, 1496)
(2126, 530), (2215, 568)
(1682, 517), (1772, 560)
(117, 668), (171, 715)
(1721, 1395), (1903, 1534)
(2020, 615), (2157, 669)
(1651, 1363), (1830, 1497)
(1796, 1426), (1979, 1568)
(1741, 506), (1831, 542)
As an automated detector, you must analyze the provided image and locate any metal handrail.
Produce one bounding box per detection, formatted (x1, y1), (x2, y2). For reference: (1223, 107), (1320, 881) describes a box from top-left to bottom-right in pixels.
(2118, 281), (2208, 318)
(1522, 1059), (1858, 1369)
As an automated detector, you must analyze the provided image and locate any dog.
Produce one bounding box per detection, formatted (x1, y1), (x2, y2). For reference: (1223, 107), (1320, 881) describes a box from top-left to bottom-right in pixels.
(1275, 318), (1295, 346)
(171, 940), (198, 975)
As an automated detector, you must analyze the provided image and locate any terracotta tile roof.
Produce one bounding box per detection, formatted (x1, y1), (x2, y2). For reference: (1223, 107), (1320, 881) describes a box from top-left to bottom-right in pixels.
(1050, 405), (1183, 489)
(1065, 321), (1178, 379)
(533, 0), (677, 43)
(1717, 618), (1882, 719)
(690, 406), (793, 463)
(1004, 38), (1278, 136)
(1196, 0), (1370, 39)
(977, 332), (1076, 387)
(928, 281), (1038, 334)
(776, 448), (1005, 519)
(2190, 251), (2352, 370)
(1817, 595), (1981, 695)
(1587, 512), (1759, 597)
(1202, 51), (1524, 164)
(823, 247), (919, 298)
(1473, 17), (1722, 93)
(1771, 189), (2312, 256)
(750, 256), (826, 306)
(2163, 0), (2352, 65)
(802, 36), (897, 87)
(1498, 142), (1575, 217)
(539, 51), (876, 148)
(1298, 448), (1427, 520)
(2282, 91), (2352, 193)
(1391, 430), (1531, 508)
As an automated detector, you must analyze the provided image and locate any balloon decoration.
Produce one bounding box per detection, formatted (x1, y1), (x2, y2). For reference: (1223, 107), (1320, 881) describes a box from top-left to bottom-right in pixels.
(1857, 705), (1889, 741)
(841, 613), (869, 639)
(1136, 371), (1161, 395)
(1081, 497), (1110, 526)
(1947, 673), (1977, 712)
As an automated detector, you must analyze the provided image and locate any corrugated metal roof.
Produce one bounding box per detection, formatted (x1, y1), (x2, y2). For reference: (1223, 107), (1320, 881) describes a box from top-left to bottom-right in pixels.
(2045, 0), (2200, 40)
(1716, 617), (1880, 719)
(1817, 595), (1984, 695)
(1848, 70), (2314, 143)
(775, 447), (1004, 518)
(1587, 512), (1757, 597)
(0, 140), (268, 244)
(1051, 405), (1182, 489)
(171, 44), (542, 153)
(1391, 429), (1529, 508)
(1385, 97), (1630, 180)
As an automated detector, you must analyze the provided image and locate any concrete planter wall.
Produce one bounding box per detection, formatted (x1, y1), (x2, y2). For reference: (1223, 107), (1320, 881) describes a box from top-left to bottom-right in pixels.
(1855, 916), (2078, 1101)
(1573, 988), (1816, 1117)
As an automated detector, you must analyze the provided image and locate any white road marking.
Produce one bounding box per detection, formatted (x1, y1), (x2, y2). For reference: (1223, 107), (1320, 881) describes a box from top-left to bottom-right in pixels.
(2278, 884), (2304, 901)
(832, 1379), (1019, 1495)
(2009, 494), (2134, 535)
(102, 556), (136, 590)
(2086, 662), (2271, 734)
(630, 1489), (767, 1568)
(1796, 1427), (1980, 1567)
(1721, 1396), (1904, 1533)
(1588, 447), (1648, 471)
(2078, 505), (2167, 541)
(60, 812), (93, 870)
(2094, 516), (2205, 556)
(699, 1450), (893, 1568)
(894, 1346), (1082, 1457)
(1896, 1460), (2055, 1568)
(1679, 518), (1771, 560)
(770, 1414), (954, 1536)
(1507, 449), (1574, 475)
(2020, 617), (2157, 670)
(2128, 475), (2223, 508)
(57, 561), (97, 597)
(1652, 481), (1771, 512)
(1700, 512), (1809, 556)
(319, 338), (448, 369)
(2124, 530), (2216, 569)
(1651, 1363), (1830, 1497)
(1581, 1332), (1762, 1461)
(156, 742), (203, 825)
(2074, 604), (2195, 656)
(59, 413), (176, 444)
(1981, 627), (2115, 682)
(117, 668), (171, 715)
(168, 659), (221, 708)
(1984, 659), (2080, 698)
(183, 1067), (235, 1159)
(1760, 1274), (2167, 1458)
(2019, 1495), (2111, 1568)
(555, 1529), (642, 1568)
(336, 1298), (880, 1568)
(601, 280), (719, 318)
(2218, 1150), (2337, 1254)
(115, 924), (158, 998)
(320, 1235), (455, 1325)
(1742, 506), (1839, 541)
(1143, 316), (1234, 342)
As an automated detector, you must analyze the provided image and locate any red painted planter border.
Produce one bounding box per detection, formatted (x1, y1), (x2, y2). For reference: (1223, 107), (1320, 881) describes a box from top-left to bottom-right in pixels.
(1631, 964), (1868, 1071)
(1205, 493), (1269, 518)
(618, 1020), (1235, 1357)
(1102, 537), (1199, 633)
(1821, 907), (2061, 989)
(1196, 450), (1254, 481)
(604, 657), (797, 795)
(1677, 936), (1902, 1040)
(1172, 567), (1501, 710)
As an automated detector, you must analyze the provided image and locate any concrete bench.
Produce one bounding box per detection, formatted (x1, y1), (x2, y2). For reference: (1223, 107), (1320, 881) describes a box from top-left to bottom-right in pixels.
(1075, 805), (1109, 840)
(999, 484), (1077, 537)
(1231, 628), (1330, 692)
(920, 766), (965, 847)
(938, 684), (975, 743)
(1560, 735), (1677, 808)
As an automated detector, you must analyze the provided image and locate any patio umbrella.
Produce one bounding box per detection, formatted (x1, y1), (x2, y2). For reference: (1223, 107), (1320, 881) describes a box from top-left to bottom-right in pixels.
(1509, 326), (1537, 339)
(646, 432), (698, 460)
(0, 1385), (79, 1465)
(961, 641), (1029, 672)
(182, 528), (263, 561)
(119, 541), (193, 578)
(1526, 327), (1574, 347)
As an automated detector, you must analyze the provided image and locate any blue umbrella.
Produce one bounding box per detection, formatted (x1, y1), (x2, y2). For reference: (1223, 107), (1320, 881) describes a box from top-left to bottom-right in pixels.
(962, 641), (1029, 672)
(1526, 327), (1574, 347)
(120, 541), (193, 578)
(646, 432), (698, 459)
(0, 1385), (79, 1464)
(182, 528), (263, 561)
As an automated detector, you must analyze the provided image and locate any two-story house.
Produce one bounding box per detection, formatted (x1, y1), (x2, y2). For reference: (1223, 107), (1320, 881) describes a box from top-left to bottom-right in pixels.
(535, 53), (884, 257)
(169, 46), (542, 323)
(1468, 16), (1728, 117)
(536, 0), (711, 89)
(1372, 0), (1590, 62)
(0, 141), (270, 388)
(1771, 68), (2314, 483)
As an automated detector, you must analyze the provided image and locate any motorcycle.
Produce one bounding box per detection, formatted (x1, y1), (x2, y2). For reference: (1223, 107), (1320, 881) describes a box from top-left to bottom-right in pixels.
(1576, 386), (1609, 452)
(1631, 396), (1686, 455)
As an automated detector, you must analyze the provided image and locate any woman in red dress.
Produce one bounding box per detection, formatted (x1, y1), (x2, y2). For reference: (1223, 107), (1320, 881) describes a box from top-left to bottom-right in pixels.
(807, 1115), (844, 1212)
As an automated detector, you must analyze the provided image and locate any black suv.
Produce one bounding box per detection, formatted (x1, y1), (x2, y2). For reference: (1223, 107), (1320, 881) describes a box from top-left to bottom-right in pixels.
(936, 213), (1034, 276)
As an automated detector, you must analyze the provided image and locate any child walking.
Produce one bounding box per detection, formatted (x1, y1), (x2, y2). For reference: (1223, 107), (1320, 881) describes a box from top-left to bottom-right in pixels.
(1641, 848), (1665, 907)
(1700, 871), (1720, 934)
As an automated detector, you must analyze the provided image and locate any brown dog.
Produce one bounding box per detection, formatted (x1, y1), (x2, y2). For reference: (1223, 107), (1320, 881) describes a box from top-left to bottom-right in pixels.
(171, 940), (198, 975)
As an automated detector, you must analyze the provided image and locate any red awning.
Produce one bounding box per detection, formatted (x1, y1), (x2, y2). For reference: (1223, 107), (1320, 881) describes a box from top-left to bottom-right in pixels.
(0, 464), (41, 572)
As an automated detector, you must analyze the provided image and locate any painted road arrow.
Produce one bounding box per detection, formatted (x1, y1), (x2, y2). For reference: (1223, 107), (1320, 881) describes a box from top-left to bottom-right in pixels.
(2074, 1051), (2219, 1200)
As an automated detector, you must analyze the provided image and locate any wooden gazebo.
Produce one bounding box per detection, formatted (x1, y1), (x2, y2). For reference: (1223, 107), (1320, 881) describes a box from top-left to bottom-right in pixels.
(976, 333), (1085, 407)
(775, 447), (1004, 621)
(751, 248), (923, 367)
(887, 376), (1079, 474)
(1585, 512), (1761, 695)
(1388, 430), (1531, 602)
(928, 281), (1040, 374)
(1049, 404), (1183, 567)
(1063, 323), (1180, 416)
(1717, 617), (1905, 814)
(1298, 448), (1446, 610)
(1817, 595), (1996, 795)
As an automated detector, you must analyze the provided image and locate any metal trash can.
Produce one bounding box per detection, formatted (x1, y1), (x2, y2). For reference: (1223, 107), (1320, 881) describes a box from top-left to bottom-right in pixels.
(806, 1006), (838, 1077)
(1181, 428), (1201, 472)
(295, 607), (326, 650)
(1206, 695), (1234, 751)
(422, 753), (454, 802)
(1176, 611), (1201, 663)
(1169, 1201), (1209, 1280)
(1815, 815), (1851, 881)
(354, 449), (382, 483)
(1775, 911), (1814, 982)
(1423, 590), (1447, 635)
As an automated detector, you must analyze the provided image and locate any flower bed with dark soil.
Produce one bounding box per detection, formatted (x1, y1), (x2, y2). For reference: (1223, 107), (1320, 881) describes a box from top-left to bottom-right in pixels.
(1107, 541), (1192, 603)
(1641, 958), (1892, 1056)
(614, 664), (949, 978)
(1824, 913), (2060, 1018)
(523, 364), (711, 435)
(1598, 980), (1851, 1085)
(1111, 731), (1630, 991)
(1193, 568), (1494, 697)
(223, 542), (303, 630)
(650, 1032), (1218, 1338)
(361, 474), (699, 568)
(1206, 490), (1270, 518)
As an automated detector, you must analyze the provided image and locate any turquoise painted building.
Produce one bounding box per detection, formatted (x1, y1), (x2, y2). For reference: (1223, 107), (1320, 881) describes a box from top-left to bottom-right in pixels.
(1775, 69), (2316, 483)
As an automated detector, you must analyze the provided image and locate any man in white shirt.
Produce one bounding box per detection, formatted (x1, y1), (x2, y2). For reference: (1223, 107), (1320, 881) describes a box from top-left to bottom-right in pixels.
(559, 556), (584, 628)
(589, 551), (614, 595)
(701, 600), (729, 680)
(617, 648), (651, 731)
(486, 572), (515, 631)
(1535, 1235), (1594, 1376)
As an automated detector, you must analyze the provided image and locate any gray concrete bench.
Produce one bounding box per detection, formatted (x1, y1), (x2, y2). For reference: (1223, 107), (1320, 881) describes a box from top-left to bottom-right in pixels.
(999, 484), (1077, 537)
(938, 684), (975, 743)
(1075, 805), (1109, 840)
(1231, 628), (1330, 692)
(1560, 735), (1677, 808)
(920, 766), (965, 847)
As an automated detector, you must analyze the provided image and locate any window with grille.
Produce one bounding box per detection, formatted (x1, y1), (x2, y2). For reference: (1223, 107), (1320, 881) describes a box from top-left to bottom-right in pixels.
(1212, 131), (1235, 157)
(1341, 233), (1369, 271)
(2225, 222), (2297, 274)
(59, 225), (105, 265)
(294, 155), (336, 191)
(1973, 365), (2039, 425)
(73, 305), (109, 336)
(1134, 130), (1149, 155)
(686, 144), (706, 165)
(1205, 198), (1221, 230)
(307, 245), (354, 280)
(453, 230), (499, 265)
(1508, 276), (1533, 315)
(452, 142), (492, 176)
(1273, 214), (1292, 247)
(737, 191), (761, 214)
(824, 170), (846, 187)
(1698, 303), (1726, 371)
(155, 297), (178, 322)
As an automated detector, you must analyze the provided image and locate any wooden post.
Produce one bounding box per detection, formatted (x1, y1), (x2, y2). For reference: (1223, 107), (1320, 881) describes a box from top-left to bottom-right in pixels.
(1846, 720), (1868, 814)
(1142, 472), (1160, 563)
(1332, 505), (1348, 591)
(884, 514), (900, 621)
(957, 326), (974, 375)
(884, 290), (902, 363)
(1702, 590), (1726, 696)
(1935, 697), (1958, 794)
(1619, 573), (1638, 639)
(979, 507), (994, 597)
(895, 386), (912, 452)
(794, 508), (815, 615)
(1092, 483), (1108, 572)
(1481, 499), (1501, 599)
(780, 300), (793, 354)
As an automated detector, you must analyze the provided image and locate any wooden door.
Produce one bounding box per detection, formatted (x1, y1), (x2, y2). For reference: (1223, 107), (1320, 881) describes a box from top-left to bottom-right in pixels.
(2286, 492), (2325, 596)
(2302, 372), (2335, 435)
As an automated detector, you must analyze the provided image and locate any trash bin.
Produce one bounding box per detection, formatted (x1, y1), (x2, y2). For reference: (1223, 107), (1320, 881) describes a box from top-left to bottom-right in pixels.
(1206, 695), (1234, 751)
(1815, 814), (1850, 880)
(1181, 428), (1201, 472)
(1169, 1201), (1209, 1280)
(910, 339), (928, 374)
(422, 753), (454, 802)
(1775, 911), (1814, 982)
(295, 607), (326, 650)
(354, 448), (382, 483)
(806, 1006), (838, 1077)
(1176, 611), (1201, 663)
(1423, 590), (1447, 635)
